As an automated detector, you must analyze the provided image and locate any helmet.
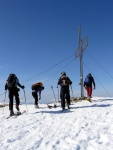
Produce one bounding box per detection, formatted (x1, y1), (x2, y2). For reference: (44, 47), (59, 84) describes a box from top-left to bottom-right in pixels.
(61, 71), (66, 75)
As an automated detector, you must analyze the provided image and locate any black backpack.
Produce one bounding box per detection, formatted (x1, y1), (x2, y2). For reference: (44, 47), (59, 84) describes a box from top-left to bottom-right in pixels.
(7, 74), (16, 90)
(60, 76), (71, 86)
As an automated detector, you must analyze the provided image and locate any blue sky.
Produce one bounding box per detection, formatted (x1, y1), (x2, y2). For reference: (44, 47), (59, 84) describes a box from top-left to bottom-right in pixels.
(0, 0), (113, 103)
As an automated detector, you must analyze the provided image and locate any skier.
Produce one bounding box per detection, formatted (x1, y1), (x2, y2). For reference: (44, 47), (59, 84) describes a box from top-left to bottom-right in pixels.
(5, 73), (25, 116)
(31, 82), (44, 108)
(58, 71), (72, 110)
(84, 73), (96, 98)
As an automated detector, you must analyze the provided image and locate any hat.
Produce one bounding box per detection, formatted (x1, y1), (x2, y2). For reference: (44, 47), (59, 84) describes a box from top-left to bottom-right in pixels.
(61, 71), (66, 75)
(88, 73), (91, 76)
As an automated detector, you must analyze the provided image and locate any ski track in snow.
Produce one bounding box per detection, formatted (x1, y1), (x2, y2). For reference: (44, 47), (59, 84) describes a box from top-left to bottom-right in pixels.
(0, 97), (113, 150)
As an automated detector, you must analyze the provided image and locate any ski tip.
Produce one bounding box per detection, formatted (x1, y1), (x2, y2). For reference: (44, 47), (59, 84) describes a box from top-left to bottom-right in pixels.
(6, 116), (10, 119)
(85, 98), (92, 102)
(47, 104), (53, 109)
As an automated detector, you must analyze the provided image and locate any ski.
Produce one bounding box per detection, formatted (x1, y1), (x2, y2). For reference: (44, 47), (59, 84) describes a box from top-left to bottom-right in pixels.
(6, 110), (26, 119)
(47, 104), (53, 109)
(15, 110), (26, 116)
(61, 108), (70, 113)
(72, 97), (92, 103)
(84, 97), (92, 102)
(47, 104), (59, 109)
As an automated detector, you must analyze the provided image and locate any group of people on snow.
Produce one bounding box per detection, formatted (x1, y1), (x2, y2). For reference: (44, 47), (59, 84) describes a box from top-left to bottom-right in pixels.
(5, 72), (95, 116)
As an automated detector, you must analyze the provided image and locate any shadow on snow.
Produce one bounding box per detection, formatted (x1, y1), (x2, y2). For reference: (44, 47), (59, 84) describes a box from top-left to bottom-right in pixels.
(33, 109), (74, 114)
(74, 103), (112, 109)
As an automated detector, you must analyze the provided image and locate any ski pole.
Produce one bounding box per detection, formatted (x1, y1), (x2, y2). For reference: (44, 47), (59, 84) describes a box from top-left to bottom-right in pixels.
(3, 91), (7, 113)
(70, 85), (74, 98)
(57, 85), (60, 106)
(23, 88), (28, 113)
(57, 85), (59, 101)
(51, 86), (57, 107)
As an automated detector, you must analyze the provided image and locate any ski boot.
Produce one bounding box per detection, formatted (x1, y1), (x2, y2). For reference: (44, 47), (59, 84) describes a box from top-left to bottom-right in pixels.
(16, 111), (21, 115)
(16, 105), (20, 111)
(10, 110), (14, 116)
(67, 105), (70, 109)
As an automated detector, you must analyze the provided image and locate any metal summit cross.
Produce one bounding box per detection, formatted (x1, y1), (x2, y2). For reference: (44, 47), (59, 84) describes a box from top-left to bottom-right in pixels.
(75, 25), (88, 97)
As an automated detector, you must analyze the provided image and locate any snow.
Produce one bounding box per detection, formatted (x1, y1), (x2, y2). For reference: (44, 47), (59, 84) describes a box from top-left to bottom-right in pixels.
(0, 97), (113, 150)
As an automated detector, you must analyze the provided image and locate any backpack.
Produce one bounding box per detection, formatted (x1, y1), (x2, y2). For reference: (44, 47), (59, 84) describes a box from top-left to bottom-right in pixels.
(31, 82), (43, 90)
(85, 76), (91, 84)
(7, 74), (17, 90)
(35, 82), (43, 87)
(60, 76), (71, 86)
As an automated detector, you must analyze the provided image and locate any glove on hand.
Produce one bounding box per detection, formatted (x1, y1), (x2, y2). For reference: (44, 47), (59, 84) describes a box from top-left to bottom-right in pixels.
(21, 85), (25, 89)
(17, 88), (20, 92)
(84, 86), (87, 89)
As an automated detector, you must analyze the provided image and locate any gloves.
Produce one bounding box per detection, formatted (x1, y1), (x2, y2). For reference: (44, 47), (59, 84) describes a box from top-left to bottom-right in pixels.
(84, 86), (87, 89)
(94, 86), (96, 89)
(42, 86), (44, 90)
(17, 88), (20, 92)
(21, 85), (25, 89)
(5, 84), (7, 91)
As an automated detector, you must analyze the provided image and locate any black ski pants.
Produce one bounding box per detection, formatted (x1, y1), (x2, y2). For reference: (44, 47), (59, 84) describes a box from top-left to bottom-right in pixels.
(32, 92), (38, 105)
(60, 87), (70, 109)
(8, 89), (20, 111)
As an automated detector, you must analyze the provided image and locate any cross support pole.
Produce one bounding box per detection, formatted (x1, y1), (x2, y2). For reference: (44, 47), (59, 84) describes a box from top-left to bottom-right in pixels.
(75, 25), (88, 97)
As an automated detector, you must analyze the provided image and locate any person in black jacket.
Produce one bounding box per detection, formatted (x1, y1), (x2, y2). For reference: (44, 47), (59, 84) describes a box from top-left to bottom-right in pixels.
(5, 74), (25, 116)
(84, 73), (96, 98)
(58, 71), (72, 110)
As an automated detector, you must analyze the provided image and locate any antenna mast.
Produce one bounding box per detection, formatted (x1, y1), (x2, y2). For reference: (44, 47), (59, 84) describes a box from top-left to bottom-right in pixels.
(75, 25), (88, 97)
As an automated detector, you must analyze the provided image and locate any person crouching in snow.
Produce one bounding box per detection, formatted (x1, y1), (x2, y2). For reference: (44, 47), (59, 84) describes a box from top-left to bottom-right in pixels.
(31, 82), (44, 108)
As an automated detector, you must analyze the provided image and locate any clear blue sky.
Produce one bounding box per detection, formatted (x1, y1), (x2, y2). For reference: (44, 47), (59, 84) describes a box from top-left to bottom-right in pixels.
(0, 0), (113, 103)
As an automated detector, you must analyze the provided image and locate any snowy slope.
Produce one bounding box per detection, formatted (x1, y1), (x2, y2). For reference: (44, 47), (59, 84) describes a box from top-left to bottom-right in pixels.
(0, 97), (113, 150)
